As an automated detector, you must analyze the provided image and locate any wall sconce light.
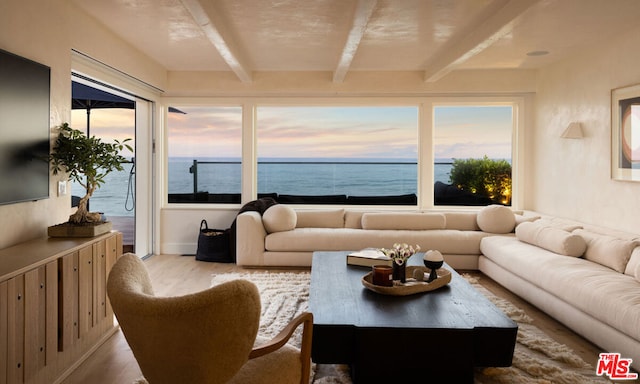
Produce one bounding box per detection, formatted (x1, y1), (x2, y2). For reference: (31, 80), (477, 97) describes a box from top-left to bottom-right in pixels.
(561, 122), (583, 139)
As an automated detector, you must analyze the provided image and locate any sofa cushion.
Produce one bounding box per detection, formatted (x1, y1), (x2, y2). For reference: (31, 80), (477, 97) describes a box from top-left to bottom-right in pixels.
(574, 229), (637, 273)
(476, 205), (515, 234)
(262, 205), (297, 233)
(515, 221), (586, 257)
(443, 212), (479, 231)
(295, 209), (344, 228)
(535, 218), (582, 232)
(514, 213), (540, 226)
(361, 213), (445, 230)
(636, 263), (640, 283)
(266, 228), (487, 255)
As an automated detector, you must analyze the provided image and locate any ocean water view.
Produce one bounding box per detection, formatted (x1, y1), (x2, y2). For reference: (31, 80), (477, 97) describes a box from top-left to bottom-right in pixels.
(76, 158), (455, 217)
(71, 160), (137, 217)
(168, 157), (455, 197)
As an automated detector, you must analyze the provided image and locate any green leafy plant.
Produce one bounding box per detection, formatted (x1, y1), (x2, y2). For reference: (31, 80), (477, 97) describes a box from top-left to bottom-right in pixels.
(49, 123), (132, 224)
(449, 156), (512, 205)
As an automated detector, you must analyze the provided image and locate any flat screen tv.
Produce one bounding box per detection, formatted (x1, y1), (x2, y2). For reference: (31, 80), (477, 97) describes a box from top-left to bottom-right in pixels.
(0, 48), (50, 205)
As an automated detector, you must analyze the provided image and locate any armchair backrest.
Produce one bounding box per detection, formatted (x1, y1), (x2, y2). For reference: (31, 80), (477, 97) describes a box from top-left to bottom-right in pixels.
(107, 254), (261, 384)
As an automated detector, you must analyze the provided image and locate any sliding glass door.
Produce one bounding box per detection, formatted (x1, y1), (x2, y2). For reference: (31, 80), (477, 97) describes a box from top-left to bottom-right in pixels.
(70, 78), (153, 256)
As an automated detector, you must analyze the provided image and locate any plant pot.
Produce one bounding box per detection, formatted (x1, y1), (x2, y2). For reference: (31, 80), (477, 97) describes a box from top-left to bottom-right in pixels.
(48, 221), (112, 238)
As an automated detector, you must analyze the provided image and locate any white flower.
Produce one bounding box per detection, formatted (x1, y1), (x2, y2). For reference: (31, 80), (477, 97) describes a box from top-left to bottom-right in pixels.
(380, 243), (420, 264)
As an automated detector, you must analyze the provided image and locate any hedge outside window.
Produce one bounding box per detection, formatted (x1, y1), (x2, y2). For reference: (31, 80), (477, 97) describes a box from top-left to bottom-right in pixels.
(433, 105), (513, 206)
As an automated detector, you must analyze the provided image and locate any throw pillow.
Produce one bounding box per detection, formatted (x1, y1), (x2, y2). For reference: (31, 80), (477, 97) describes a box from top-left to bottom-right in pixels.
(262, 205), (297, 233)
(515, 221), (586, 257)
(574, 229), (638, 273)
(476, 205), (516, 234)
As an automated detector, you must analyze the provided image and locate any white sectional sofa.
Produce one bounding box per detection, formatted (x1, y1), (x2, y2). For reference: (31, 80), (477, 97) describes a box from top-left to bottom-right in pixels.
(480, 214), (640, 371)
(236, 205), (518, 269)
(235, 204), (640, 371)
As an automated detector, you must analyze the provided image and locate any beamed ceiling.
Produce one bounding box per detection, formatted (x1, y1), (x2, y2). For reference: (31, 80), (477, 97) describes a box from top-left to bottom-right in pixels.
(72, 0), (640, 83)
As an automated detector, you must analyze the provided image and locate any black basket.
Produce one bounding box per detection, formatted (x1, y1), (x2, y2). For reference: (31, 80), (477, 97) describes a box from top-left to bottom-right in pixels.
(196, 220), (232, 263)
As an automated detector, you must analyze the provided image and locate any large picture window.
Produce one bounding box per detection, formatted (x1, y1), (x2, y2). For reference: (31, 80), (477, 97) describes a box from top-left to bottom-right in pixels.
(166, 106), (242, 203)
(256, 106), (419, 205)
(163, 99), (521, 208)
(433, 105), (513, 206)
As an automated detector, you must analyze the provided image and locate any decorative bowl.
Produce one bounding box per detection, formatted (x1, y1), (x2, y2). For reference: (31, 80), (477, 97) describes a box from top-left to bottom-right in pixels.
(362, 266), (451, 296)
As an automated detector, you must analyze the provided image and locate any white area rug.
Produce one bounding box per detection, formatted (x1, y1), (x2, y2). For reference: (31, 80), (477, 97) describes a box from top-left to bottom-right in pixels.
(211, 272), (613, 384)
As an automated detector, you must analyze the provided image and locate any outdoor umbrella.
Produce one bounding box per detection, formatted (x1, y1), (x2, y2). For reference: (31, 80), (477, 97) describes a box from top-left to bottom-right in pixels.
(72, 81), (135, 132)
(72, 81), (185, 132)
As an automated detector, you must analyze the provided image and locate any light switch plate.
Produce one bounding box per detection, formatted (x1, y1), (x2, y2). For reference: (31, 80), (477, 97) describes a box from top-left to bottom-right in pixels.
(58, 180), (67, 196)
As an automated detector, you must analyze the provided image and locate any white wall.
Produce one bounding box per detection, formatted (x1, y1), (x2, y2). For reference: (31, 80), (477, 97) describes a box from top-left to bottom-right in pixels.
(532, 25), (640, 233)
(0, 0), (165, 249)
(161, 208), (239, 255)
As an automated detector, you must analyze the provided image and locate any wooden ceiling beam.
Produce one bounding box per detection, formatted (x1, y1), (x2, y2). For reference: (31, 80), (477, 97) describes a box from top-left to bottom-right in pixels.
(333, 0), (377, 83)
(423, 0), (539, 83)
(180, 0), (252, 83)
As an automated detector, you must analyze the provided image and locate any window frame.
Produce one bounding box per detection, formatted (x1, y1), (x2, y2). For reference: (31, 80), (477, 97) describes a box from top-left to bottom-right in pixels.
(428, 97), (522, 208)
(254, 103), (421, 205)
(161, 96), (525, 210)
(162, 99), (246, 207)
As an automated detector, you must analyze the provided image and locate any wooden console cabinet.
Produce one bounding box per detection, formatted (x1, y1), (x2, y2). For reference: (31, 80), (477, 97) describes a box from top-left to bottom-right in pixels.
(0, 232), (122, 384)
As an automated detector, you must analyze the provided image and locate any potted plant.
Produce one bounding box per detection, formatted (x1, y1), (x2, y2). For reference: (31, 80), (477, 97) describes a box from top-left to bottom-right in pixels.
(48, 122), (132, 236)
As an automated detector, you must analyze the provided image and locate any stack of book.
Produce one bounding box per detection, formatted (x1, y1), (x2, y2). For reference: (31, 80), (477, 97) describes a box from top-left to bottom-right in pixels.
(346, 248), (392, 267)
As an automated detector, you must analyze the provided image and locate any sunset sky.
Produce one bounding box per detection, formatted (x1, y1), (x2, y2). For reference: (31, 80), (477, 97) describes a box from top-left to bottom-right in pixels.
(72, 104), (513, 161)
(71, 108), (136, 158)
(434, 105), (512, 160)
(255, 106), (418, 159)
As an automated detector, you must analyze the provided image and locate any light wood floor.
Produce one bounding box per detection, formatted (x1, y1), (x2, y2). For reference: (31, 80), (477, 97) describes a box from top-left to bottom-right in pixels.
(61, 254), (607, 384)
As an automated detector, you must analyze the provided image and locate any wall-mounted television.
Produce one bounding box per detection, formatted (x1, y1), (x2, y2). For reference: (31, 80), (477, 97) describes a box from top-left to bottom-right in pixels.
(0, 48), (51, 205)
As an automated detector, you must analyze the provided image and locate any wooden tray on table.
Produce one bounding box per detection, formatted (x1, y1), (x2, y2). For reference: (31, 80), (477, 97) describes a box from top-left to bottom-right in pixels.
(362, 265), (451, 296)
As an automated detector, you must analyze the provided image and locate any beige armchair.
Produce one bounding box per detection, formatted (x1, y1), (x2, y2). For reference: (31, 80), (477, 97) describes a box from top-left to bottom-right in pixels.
(107, 254), (313, 384)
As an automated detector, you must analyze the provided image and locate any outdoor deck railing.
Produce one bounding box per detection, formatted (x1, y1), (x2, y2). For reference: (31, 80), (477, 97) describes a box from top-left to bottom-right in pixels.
(188, 159), (446, 196)
(177, 159), (457, 205)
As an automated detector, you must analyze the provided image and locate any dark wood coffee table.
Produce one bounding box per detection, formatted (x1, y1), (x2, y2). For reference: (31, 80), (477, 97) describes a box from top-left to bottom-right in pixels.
(309, 251), (517, 383)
